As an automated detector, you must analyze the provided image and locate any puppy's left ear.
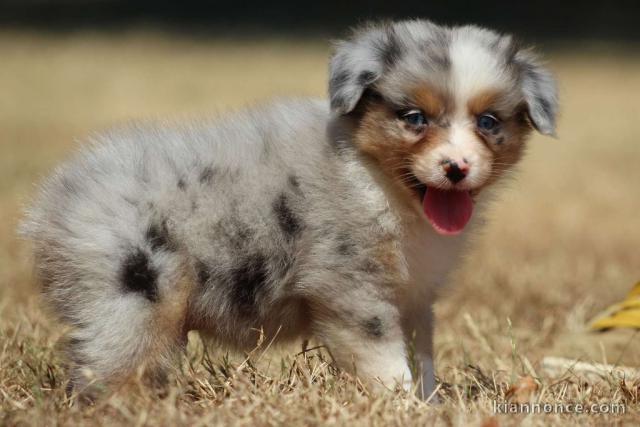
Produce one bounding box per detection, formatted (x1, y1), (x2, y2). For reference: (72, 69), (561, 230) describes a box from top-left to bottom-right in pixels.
(515, 50), (559, 136)
(328, 27), (389, 115)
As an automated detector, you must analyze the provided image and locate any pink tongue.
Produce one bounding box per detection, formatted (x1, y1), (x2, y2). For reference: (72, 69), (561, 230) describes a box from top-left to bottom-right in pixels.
(423, 188), (474, 235)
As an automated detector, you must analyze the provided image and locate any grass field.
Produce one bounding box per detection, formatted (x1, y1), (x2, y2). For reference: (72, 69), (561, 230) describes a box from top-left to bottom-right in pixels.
(0, 31), (639, 425)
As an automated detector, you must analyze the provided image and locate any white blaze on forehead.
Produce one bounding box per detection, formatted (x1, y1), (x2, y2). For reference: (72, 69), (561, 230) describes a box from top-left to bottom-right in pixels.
(448, 30), (511, 109)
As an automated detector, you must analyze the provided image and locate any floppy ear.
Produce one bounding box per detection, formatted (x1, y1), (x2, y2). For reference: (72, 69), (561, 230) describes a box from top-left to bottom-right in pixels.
(328, 27), (391, 115)
(515, 50), (559, 136)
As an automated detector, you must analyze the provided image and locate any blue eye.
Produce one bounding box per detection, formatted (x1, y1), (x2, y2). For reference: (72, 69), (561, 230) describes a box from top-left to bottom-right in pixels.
(477, 114), (499, 131)
(401, 110), (427, 127)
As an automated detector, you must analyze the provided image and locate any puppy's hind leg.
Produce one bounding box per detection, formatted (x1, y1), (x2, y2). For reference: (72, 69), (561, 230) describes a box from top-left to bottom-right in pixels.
(63, 249), (193, 401)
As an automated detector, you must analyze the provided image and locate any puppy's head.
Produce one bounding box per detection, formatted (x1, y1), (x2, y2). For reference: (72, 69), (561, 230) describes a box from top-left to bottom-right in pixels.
(329, 20), (558, 235)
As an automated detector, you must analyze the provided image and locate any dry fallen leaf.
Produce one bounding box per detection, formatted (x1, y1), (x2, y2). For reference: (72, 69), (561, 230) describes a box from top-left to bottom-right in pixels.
(589, 281), (640, 331)
(505, 375), (539, 404)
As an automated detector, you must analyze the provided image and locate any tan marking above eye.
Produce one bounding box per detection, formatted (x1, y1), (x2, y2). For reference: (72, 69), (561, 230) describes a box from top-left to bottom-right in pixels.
(467, 89), (502, 116)
(409, 86), (447, 118)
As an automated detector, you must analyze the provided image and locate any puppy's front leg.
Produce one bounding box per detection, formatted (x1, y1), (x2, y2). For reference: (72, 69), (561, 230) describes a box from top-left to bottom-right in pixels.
(402, 301), (438, 401)
(311, 286), (412, 392)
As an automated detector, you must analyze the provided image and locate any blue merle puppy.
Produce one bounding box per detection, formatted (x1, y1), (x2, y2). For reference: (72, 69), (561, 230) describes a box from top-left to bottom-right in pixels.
(21, 19), (557, 399)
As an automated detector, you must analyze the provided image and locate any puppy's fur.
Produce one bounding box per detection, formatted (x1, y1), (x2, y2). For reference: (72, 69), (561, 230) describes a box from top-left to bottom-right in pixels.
(21, 20), (557, 399)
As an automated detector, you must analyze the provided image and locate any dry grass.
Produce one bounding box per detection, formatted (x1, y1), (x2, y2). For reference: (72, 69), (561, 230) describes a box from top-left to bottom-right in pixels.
(1, 30), (639, 426)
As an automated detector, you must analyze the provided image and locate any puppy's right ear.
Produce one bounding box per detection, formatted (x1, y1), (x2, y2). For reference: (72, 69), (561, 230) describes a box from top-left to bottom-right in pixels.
(329, 27), (391, 115)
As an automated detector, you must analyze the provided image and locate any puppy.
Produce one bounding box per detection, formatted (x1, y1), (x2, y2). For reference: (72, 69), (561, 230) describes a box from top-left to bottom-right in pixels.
(21, 19), (557, 399)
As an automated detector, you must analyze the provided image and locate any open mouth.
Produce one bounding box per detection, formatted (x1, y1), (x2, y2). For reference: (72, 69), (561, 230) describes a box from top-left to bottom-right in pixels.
(407, 175), (474, 236)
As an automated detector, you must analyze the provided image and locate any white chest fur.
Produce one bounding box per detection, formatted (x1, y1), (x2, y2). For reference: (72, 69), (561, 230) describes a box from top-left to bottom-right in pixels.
(402, 217), (469, 294)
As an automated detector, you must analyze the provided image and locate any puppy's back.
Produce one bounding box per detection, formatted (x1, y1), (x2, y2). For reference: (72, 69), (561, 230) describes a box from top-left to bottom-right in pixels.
(19, 98), (330, 344)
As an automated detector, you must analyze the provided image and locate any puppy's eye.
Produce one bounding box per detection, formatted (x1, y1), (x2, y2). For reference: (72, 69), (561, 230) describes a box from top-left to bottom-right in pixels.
(477, 113), (499, 131)
(400, 109), (427, 127)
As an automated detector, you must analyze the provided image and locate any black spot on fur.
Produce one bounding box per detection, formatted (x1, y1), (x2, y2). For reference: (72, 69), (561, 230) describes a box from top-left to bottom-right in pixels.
(496, 136), (505, 145)
(146, 220), (175, 251)
(329, 69), (353, 112)
(359, 259), (382, 274)
(177, 178), (187, 190)
(535, 95), (553, 119)
(273, 193), (302, 238)
(195, 261), (211, 287)
(121, 249), (158, 302)
(357, 70), (377, 86)
(424, 29), (451, 71)
(363, 316), (384, 338)
(229, 254), (269, 314)
(336, 234), (356, 256)
(380, 31), (402, 69)
(330, 69), (351, 92)
(199, 166), (216, 184)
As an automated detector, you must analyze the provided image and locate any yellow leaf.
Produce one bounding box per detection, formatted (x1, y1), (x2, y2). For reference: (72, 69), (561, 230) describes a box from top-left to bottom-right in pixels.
(627, 281), (640, 299)
(589, 281), (640, 331)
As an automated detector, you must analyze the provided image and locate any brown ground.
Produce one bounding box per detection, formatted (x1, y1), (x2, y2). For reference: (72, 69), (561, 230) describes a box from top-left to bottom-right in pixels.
(0, 31), (639, 425)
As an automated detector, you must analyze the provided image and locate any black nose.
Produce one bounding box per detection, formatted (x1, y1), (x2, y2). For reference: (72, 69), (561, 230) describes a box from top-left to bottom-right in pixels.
(444, 162), (468, 184)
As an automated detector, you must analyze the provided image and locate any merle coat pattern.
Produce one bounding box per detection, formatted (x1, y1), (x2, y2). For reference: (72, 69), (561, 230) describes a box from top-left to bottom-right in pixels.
(21, 19), (557, 399)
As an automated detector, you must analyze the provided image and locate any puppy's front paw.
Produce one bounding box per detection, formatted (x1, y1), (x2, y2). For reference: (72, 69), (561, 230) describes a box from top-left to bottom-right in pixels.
(418, 357), (440, 403)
